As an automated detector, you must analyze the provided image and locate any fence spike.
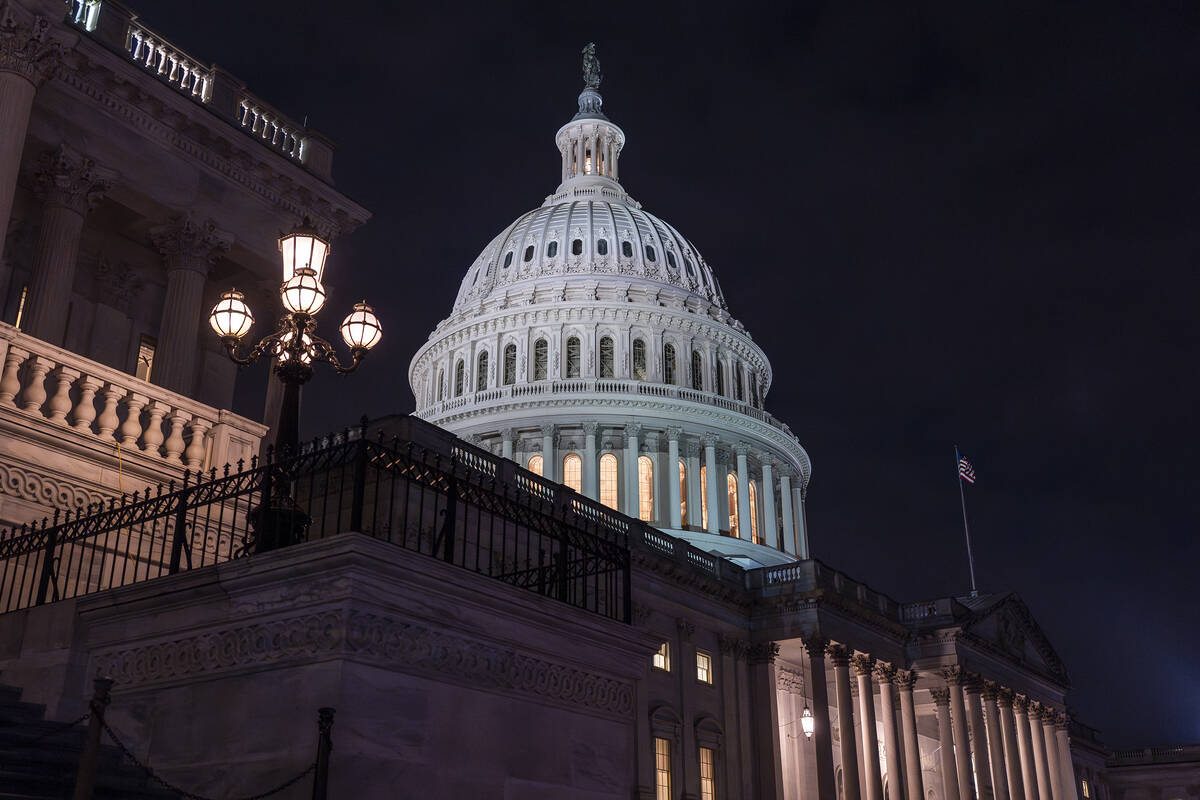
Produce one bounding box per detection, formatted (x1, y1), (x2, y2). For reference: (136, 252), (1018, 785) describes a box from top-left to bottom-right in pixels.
(131, 490), (141, 502)
(224, 463), (231, 477)
(359, 414), (369, 435)
(167, 479), (176, 494)
(250, 454), (259, 469)
(40, 516), (49, 530)
(156, 483), (164, 497)
(209, 467), (217, 481)
(20, 523), (29, 536)
(237, 458), (245, 473)
(52, 508), (61, 525)
(108, 497), (117, 511)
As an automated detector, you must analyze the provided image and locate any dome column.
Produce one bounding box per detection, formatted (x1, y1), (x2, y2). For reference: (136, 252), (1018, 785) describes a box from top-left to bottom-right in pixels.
(703, 434), (720, 534)
(624, 422), (641, 517)
(667, 427), (682, 528)
(500, 428), (515, 461)
(795, 484), (811, 559)
(541, 423), (556, 482)
(685, 439), (702, 528)
(780, 471), (795, 555)
(734, 443), (751, 541)
(761, 456), (778, 548)
(582, 421), (598, 499)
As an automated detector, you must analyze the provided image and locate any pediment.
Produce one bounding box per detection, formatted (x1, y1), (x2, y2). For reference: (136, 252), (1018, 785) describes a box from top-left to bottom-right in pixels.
(962, 594), (1070, 685)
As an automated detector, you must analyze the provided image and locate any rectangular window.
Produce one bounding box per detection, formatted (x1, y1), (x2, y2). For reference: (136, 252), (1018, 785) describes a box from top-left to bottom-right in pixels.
(700, 746), (716, 800)
(697, 650), (713, 684)
(1081, 780), (1090, 798)
(654, 737), (672, 800)
(135, 336), (156, 381)
(13, 284), (28, 329)
(652, 642), (670, 672)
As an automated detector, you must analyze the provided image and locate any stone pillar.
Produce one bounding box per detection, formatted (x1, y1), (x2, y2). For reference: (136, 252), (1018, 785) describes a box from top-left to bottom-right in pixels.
(965, 678), (994, 799)
(795, 486), (811, 558)
(23, 147), (112, 344)
(624, 422), (640, 517)
(500, 427), (515, 461)
(931, 688), (962, 800)
(582, 422), (598, 499)
(944, 668), (975, 800)
(982, 683), (1010, 800)
(853, 655), (884, 800)
(749, 642), (784, 799)
(1012, 696), (1039, 800)
(780, 471), (795, 555)
(734, 442), (752, 540)
(874, 664), (903, 800)
(897, 671), (925, 800)
(1053, 716), (1079, 800)
(827, 644), (861, 800)
(704, 434), (719, 534)
(667, 427), (682, 528)
(685, 439), (702, 528)
(998, 689), (1026, 800)
(761, 457), (778, 548)
(1040, 711), (1062, 800)
(541, 423), (556, 483)
(805, 638), (837, 799)
(0, 12), (60, 263)
(149, 215), (232, 395)
(1028, 704), (1053, 800)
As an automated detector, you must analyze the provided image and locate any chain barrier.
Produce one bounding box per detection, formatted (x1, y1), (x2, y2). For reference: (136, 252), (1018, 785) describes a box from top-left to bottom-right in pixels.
(0, 710), (90, 751)
(98, 713), (316, 800)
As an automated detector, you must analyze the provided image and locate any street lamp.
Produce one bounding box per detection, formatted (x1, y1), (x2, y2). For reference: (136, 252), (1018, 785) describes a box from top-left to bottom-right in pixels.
(208, 220), (382, 455)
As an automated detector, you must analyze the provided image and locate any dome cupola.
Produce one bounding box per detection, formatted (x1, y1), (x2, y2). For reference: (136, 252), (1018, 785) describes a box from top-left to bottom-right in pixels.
(553, 44), (627, 196)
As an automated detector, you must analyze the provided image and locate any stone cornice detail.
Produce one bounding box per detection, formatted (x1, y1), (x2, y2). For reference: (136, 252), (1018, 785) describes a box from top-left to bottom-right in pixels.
(717, 633), (749, 660)
(895, 669), (918, 690)
(150, 214), (233, 273)
(748, 641), (779, 665)
(0, 7), (63, 85)
(850, 653), (875, 676)
(929, 687), (951, 706)
(777, 666), (804, 694)
(0, 460), (107, 512)
(34, 145), (114, 215)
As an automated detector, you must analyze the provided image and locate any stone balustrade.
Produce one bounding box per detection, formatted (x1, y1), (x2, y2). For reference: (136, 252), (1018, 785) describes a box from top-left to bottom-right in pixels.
(0, 323), (266, 475)
(126, 21), (213, 103)
(237, 95), (305, 162)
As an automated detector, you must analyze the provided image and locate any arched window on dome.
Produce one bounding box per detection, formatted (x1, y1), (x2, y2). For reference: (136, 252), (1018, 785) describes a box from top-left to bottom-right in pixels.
(633, 339), (647, 380)
(691, 351), (703, 391)
(533, 339), (548, 381)
(503, 251), (513, 269)
(437, 368), (444, 402)
(638, 455), (654, 522)
(684, 257), (696, 280)
(566, 337), (581, 378)
(503, 344), (516, 385)
(666, 251), (677, 271)
(597, 239), (608, 256)
(562, 453), (582, 493)
(678, 459), (687, 525)
(622, 241), (633, 258)
(454, 359), (465, 397)
(599, 336), (615, 378)
(524, 245), (534, 262)
(749, 480), (760, 544)
(572, 239), (583, 256)
(528, 454), (543, 476)
(727, 472), (739, 538)
(476, 351), (488, 392)
(546, 240), (557, 258)
(716, 360), (726, 397)
(664, 343), (677, 385)
(599, 453), (619, 509)
(645, 245), (657, 263)
(700, 465), (708, 529)
(735, 362), (745, 402)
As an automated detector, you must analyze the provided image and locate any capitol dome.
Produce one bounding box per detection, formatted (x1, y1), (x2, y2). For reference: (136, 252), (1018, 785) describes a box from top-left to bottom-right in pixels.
(410, 47), (810, 567)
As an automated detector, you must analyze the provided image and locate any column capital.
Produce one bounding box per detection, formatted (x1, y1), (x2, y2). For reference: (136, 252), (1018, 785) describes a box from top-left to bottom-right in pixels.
(850, 653), (875, 677)
(962, 672), (984, 694)
(803, 636), (830, 658)
(733, 441), (750, 457)
(895, 669), (918, 690)
(539, 422), (556, 438)
(666, 425), (682, 441)
(748, 641), (780, 665)
(150, 214), (233, 274)
(626, 421), (642, 438)
(942, 665), (969, 686)
(824, 642), (851, 666)
(717, 633), (749, 660)
(760, 454), (776, 469)
(996, 685), (1014, 704)
(500, 427), (515, 442)
(34, 145), (115, 215)
(675, 616), (695, 641)
(1012, 694), (1030, 714)
(981, 679), (999, 701)
(1054, 711), (1070, 730)
(685, 438), (701, 457)
(0, 11), (63, 86)
(873, 662), (897, 684)
(702, 432), (719, 448)
(929, 686), (951, 707)
(582, 420), (599, 436)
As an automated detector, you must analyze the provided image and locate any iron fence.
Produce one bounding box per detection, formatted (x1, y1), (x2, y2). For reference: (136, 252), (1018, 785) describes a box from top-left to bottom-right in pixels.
(0, 418), (631, 622)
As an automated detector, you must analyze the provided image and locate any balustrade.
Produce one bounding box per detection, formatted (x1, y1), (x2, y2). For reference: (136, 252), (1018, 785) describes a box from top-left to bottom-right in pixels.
(238, 96), (304, 161)
(127, 24), (212, 102)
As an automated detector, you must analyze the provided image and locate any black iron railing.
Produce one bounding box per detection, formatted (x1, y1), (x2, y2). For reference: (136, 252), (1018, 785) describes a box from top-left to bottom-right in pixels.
(0, 417), (631, 622)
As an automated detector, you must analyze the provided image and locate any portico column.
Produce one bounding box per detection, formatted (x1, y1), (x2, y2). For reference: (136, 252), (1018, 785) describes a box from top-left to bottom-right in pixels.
(853, 655), (884, 800)
(685, 439), (702, 527)
(1027, 704), (1053, 800)
(500, 427), (515, 461)
(541, 423), (556, 483)
(748, 642), (784, 799)
(0, 12), (60, 263)
(734, 442), (751, 541)
(23, 146), (112, 345)
(965, 678), (995, 799)
(982, 683), (1010, 800)
(1040, 711), (1062, 800)
(827, 644), (861, 800)
(149, 215), (231, 395)
(944, 668), (975, 800)
(1012, 696), (1040, 800)
(897, 671), (925, 800)
(931, 689), (962, 800)
(780, 471), (795, 555)
(582, 422), (598, 498)
(761, 457), (778, 548)
(1053, 715), (1079, 800)
(874, 664), (903, 800)
(624, 422), (640, 516)
(805, 638), (837, 799)
(704, 434), (720, 534)
(667, 427), (682, 528)
(997, 689), (1026, 800)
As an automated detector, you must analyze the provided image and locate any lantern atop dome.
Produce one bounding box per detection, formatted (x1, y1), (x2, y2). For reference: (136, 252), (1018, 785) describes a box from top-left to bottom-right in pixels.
(557, 44), (626, 192)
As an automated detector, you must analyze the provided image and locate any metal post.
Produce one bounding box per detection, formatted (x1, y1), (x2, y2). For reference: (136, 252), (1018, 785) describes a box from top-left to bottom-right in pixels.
(440, 461), (457, 564)
(311, 707), (335, 800)
(276, 374), (302, 456)
(168, 472), (190, 574)
(35, 516), (59, 606)
(349, 427), (367, 533)
(72, 677), (113, 800)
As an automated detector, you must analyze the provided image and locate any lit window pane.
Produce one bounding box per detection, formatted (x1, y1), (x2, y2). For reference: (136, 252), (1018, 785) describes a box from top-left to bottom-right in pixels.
(655, 738), (672, 800)
(700, 465), (708, 529)
(678, 459), (687, 525)
(638, 455), (654, 521)
(697, 651), (712, 684)
(599, 453), (619, 510)
(749, 481), (760, 544)
(727, 473), (739, 537)
(562, 454), (582, 493)
(135, 336), (156, 382)
(653, 641), (670, 671)
(528, 455), (543, 476)
(700, 747), (716, 800)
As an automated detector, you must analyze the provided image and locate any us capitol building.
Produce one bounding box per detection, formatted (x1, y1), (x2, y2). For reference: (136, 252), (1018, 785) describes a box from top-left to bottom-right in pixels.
(0, 3), (1192, 799)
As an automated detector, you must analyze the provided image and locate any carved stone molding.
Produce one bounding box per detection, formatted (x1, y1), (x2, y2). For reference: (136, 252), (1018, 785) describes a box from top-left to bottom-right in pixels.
(929, 687), (951, 706)
(1012, 694), (1030, 714)
(748, 641), (779, 665)
(150, 214), (233, 274)
(717, 633), (749, 660)
(851, 653), (875, 677)
(777, 667), (804, 695)
(0, 7), (62, 85)
(895, 669), (918, 690)
(0, 461), (107, 514)
(873, 662), (897, 684)
(92, 257), (145, 314)
(34, 145), (113, 215)
(92, 609), (635, 720)
(631, 601), (650, 626)
(803, 636), (830, 659)
(824, 642), (850, 666)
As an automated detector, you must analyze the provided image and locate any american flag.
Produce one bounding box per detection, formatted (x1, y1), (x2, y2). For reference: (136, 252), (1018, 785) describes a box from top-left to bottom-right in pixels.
(958, 456), (976, 484)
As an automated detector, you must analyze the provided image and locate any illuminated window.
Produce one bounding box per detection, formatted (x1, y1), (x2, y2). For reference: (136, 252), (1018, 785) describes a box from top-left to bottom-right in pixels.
(622, 240), (633, 258)
(653, 641), (670, 672)
(503, 344), (516, 385)
(503, 251), (513, 268)
(476, 351), (488, 391)
(633, 339), (647, 380)
(638, 455), (654, 521)
(700, 465), (708, 529)
(134, 336), (156, 382)
(599, 453), (619, 509)
(1081, 780), (1090, 798)
(654, 738), (672, 800)
(562, 454), (582, 493)
(528, 455), (543, 476)
(454, 359), (465, 397)
(566, 337), (581, 378)
(572, 238), (583, 256)
(697, 650), (713, 684)
(546, 240), (557, 258)
(691, 350), (703, 390)
(524, 245), (534, 262)
(664, 343), (676, 385)
(599, 336), (614, 378)
(716, 360), (725, 396)
(727, 473), (739, 537)
(678, 459), (687, 524)
(533, 339), (547, 381)
(735, 362), (745, 401)
(437, 369), (444, 401)
(597, 239), (608, 256)
(700, 747), (716, 800)
(749, 481), (760, 544)
(13, 284), (28, 330)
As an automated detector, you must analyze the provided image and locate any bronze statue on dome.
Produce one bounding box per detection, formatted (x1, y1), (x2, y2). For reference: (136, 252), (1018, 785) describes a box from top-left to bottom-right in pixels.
(582, 43), (602, 89)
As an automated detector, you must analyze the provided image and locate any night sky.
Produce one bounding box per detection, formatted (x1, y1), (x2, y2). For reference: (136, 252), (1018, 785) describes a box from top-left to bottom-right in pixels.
(150, 1), (1199, 747)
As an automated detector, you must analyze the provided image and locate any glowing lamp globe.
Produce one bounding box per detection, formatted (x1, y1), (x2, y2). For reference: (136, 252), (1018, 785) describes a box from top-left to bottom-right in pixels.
(209, 290), (254, 340)
(276, 330), (315, 365)
(800, 706), (814, 739)
(280, 267), (326, 315)
(340, 301), (382, 351)
(278, 220), (329, 283)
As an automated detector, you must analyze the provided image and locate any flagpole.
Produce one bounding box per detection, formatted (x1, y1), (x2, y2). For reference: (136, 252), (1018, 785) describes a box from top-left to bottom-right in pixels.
(955, 445), (978, 597)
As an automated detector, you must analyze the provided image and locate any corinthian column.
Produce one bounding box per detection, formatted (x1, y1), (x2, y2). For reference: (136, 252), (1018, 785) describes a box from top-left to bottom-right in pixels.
(1040, 710), (1062, 800)
(874, 663), (903, 800)
(931, 688), (961, 800)
(703, 434), (719, 534)
(1053, 715), (1079, 800)
(852, 654), (884, 800)
(965, 677), (994, 799)
(541, 423), (557, 483)
(734, 442), (752, 540)
(805, 638), (837, 799)
(667, 426), (682, 528)
(944, 667), (975, 800)
(1027, 703), (1053, 800)
(582, 422), (598, 498)
(1012, 696), (1039, 800)
(779, 469), (795, 554)
(897, 670), (925, 800)
(149, 215), (232, 395)
(23, 146), (113, 344)
(827, 644), (861, 800)
(982, 682), (1010, 800)
(761, 456), (778, 548)
(997, 689), (1026, 800)
(0, 11), (61, 261)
